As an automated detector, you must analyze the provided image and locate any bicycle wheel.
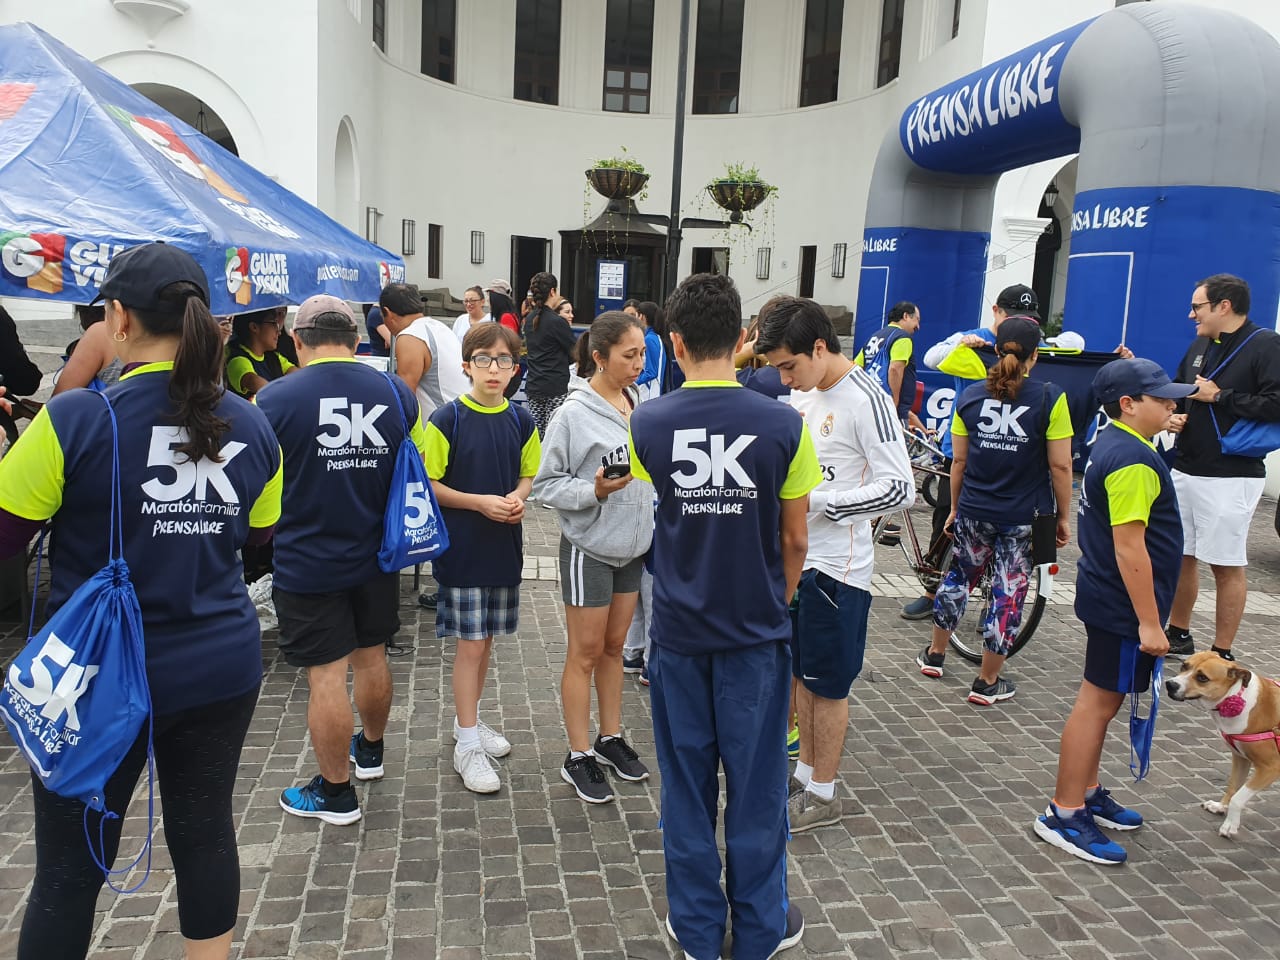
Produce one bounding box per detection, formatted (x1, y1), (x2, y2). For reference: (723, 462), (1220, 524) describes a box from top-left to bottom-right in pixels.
(920, 474), (940, 509)
(946, 564), (1045, 665)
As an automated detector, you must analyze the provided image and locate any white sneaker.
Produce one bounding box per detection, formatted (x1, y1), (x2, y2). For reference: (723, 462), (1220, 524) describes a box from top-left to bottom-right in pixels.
(453, 720), (512, 758)
(453, 743), (501, 793)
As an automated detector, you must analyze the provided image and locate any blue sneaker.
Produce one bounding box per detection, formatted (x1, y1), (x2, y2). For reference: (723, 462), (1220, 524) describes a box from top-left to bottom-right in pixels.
(280, 775), (361, 825)
(1034, 803), (1126, 864)
(1086, 785), (1143, 830)
(787, 724), (800, 760)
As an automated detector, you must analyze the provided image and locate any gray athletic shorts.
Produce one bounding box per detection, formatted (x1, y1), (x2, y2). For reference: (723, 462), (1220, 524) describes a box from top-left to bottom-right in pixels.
(559, 535), (645, 607)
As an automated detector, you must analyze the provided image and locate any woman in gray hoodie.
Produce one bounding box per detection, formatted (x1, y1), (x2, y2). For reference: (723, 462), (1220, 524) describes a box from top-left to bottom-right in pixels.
(533, 311), (656, 804)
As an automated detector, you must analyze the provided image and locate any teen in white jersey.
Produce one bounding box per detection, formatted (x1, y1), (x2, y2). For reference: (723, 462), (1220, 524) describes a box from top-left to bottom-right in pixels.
(759, 297), (915, 832)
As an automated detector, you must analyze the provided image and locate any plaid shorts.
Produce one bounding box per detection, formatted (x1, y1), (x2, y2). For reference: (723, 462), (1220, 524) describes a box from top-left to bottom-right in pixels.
(436, 585), (521, 641)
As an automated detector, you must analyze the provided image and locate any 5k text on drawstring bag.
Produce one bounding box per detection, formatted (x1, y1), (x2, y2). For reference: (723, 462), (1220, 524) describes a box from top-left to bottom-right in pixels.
(377, 372), (449, 571)
(0, 390), (155, 891)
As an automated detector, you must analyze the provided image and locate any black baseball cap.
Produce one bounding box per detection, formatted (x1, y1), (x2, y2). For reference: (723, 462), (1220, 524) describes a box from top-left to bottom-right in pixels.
(92, 241), (209, 310)
(996, 283), (1039, 316)
(994, 316), (1042, 358)
(1093, 358), (1198, 404)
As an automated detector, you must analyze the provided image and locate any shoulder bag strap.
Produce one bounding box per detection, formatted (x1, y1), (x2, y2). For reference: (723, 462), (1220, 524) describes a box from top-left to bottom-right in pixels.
(379, 371), (413, 436)
(1205, 328), (1263, 380)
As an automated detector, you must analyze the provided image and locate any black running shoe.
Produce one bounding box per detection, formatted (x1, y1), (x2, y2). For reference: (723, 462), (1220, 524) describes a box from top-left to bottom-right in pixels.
(1166, 626), (1194, 658)
(561, 753), (614, 804)
(593, 735), (649, 782)
(766, 904), (805, 957)
(418, 591), (438, 610)
(349, 731), (384, 781)
(968, 676), (1016, 706)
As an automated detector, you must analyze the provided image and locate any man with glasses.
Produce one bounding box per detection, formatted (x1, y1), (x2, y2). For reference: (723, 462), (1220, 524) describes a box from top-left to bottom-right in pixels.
(452, 285), (491, 342)
(1164, 274), (1280, 661)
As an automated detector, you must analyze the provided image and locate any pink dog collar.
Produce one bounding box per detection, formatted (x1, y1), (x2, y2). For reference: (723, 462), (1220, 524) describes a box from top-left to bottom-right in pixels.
(1215, 693), (1246, 718)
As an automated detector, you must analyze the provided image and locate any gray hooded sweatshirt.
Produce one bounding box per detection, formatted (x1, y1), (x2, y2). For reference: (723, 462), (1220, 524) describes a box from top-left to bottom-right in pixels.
(532, 385), (655, 566)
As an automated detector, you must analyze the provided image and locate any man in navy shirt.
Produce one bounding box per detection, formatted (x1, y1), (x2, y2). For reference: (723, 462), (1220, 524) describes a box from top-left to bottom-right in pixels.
(630, 273), (819, 960)
(258, 295), (427, 826)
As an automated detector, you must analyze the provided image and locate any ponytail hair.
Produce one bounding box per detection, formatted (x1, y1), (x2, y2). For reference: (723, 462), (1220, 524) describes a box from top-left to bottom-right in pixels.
(576, 310), (643, 379)
(133, 281), (230, 463)
(986, 341), (1032, 403)
(528, 271), (557, 332)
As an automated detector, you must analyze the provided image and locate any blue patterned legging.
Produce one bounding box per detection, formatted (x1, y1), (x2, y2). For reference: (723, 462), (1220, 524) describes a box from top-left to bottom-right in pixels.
(933, 515), (1033, 656)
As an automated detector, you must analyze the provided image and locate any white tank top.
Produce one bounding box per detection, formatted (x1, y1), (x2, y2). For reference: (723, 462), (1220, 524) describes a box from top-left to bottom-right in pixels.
(394, 316), (469, 420)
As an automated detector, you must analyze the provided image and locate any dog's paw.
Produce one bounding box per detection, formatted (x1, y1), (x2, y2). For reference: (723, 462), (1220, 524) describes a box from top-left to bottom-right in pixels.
(1219, 819), (1240, 839)
(1202, 800), (1228, 815)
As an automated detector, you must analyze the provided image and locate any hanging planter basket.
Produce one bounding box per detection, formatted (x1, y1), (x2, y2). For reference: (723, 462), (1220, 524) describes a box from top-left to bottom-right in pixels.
(587, 167), (650, 200)
(707, 179), (772, 214)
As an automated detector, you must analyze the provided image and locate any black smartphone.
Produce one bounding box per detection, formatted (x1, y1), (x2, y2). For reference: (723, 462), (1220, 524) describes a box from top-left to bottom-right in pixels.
(601, 455), (630, 479)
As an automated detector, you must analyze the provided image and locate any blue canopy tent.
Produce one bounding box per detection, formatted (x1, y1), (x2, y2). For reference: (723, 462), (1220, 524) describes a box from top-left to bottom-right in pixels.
(0, 23), (404, 315)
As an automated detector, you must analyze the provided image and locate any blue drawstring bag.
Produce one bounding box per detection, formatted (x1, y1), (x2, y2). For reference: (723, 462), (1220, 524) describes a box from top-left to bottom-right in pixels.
(1128, 646), (1163, 781)
(377, 372), (450, 572)
(0, 391), (154, 891)
(1204, 329), (1280, 458)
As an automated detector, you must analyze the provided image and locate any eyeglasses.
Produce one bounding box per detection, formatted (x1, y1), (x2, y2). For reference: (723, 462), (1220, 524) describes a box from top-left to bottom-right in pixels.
(469, 354), (515, 369)
(462, 298), (484, 306)
(1190, 300), (1220, 313)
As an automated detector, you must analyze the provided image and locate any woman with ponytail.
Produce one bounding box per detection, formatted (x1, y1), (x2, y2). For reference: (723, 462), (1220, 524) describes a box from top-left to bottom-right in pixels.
(523, 271), (576, 436)
(0, 242), (282, 960)
(914, 316), (1074, 707)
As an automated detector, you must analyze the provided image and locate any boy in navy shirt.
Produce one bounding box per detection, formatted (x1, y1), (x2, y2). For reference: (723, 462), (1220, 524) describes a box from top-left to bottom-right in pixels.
(260, 295), (426, 826)
(1034, 359), (1195, 864)
(630, 273), (819, 960)
(424, 324), (541, 794)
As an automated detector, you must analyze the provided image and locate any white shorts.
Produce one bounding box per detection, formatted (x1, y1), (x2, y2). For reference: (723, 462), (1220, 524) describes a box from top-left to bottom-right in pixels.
(1171, 470), (1265, 566)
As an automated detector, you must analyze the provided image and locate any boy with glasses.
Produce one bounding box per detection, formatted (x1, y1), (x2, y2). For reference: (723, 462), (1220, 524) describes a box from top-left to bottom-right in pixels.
(425, 324), (541, 793)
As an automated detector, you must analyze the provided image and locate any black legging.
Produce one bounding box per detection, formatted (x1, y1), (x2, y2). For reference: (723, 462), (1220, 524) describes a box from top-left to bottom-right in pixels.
(18, 687), (259, 958)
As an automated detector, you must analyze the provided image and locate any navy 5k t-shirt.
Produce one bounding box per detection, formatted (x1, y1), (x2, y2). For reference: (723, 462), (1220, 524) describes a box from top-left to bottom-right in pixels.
(0, 363), (283, 714)
(951, 379), (1073, 524)
(629, 382), (821, 656)
(257, 357), (426, 593)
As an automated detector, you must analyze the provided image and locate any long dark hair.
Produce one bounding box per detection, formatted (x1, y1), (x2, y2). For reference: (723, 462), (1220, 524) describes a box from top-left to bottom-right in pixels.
(576, 310), (643, 379)
(488, 289), (518, 330)
(529, 271), (557, 332)
(987, 342), (1031, 403)
(130, 282), (230, 463)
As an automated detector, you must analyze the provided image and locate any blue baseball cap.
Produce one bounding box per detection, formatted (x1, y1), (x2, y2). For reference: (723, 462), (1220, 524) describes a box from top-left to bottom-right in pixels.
(1093, 358), (1197, 404)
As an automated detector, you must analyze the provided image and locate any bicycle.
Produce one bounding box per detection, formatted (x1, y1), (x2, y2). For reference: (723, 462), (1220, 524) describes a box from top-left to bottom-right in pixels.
(872, 431), (1058, 664)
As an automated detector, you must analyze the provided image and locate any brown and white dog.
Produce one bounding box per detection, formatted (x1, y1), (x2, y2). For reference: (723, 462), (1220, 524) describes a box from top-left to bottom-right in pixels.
(1166, 650), (1280, 839)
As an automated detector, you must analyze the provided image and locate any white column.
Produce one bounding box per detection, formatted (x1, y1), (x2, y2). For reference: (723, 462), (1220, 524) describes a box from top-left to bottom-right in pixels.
(841, 0), (881, 97)
(456, 0), (514, 97)
(740, 0), (805, 112)
(560, 0), (607, 110)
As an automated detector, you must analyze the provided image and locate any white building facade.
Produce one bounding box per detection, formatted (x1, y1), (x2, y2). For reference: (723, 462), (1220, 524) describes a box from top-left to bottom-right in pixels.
(4, 0), (1280, 326)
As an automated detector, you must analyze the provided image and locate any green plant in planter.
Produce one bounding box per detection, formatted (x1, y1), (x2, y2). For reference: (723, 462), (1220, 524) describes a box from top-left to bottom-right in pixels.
(586, 146), (649, 203)
(591, 147), (647, 175)
(707, 162), (778, 213)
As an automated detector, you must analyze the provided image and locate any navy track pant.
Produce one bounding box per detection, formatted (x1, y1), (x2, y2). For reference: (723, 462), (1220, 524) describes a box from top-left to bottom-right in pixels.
(649, 639), (791, 960)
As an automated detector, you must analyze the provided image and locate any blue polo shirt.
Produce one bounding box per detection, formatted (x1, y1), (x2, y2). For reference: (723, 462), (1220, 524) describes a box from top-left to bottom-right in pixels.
(629, 382), (821, 656)
(0, 364), (282, 714)
(1075, 420), (1183, 635)
(424, 395), (541, 588)
(257, 357), (426, 593)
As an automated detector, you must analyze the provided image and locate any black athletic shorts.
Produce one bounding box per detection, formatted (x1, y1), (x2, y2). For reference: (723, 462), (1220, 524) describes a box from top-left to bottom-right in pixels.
(273, 571), (400, 667)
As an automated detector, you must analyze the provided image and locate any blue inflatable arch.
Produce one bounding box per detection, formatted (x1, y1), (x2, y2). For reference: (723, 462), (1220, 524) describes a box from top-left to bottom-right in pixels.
(857, 2), (1280, 375)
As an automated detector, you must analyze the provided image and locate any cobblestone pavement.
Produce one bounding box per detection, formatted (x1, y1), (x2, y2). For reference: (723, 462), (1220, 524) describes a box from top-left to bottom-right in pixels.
(2, 494), (1280, 959)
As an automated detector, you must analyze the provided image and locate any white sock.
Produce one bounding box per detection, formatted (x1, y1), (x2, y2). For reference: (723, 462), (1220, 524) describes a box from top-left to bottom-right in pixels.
(598, 733), (619, 743)
(794, 762), (813, 786)
(807, 779), (835, 801)
(455, 719), (480, 749)
(570, 749), (591, 760)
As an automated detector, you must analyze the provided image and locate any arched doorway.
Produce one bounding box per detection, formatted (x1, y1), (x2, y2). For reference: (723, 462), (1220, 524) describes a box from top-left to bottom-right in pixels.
(131, 82), (238, 155)
(333, 117), (360, 234)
